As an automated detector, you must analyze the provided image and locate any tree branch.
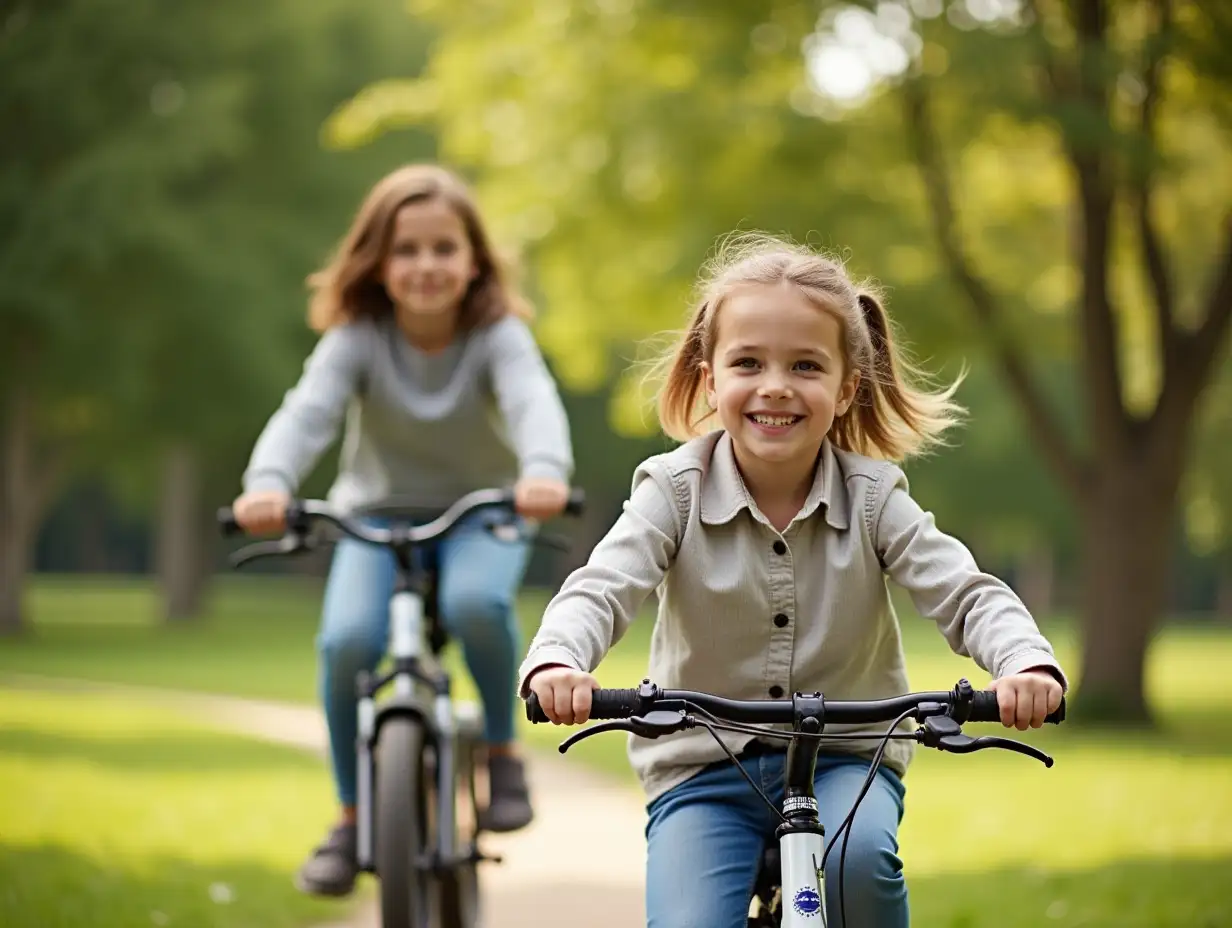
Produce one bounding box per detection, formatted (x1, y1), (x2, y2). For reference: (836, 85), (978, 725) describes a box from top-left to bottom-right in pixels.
(1148, 213), (1232, 464)
(901, 78), (1088, 501)
(1068, 0), (1129, 459)
(1132, 0), (1177, 368)
(1185, 214), (1232, 384)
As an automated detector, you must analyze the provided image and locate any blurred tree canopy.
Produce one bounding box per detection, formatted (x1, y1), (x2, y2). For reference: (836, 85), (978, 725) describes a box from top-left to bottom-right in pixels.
(330, 0), (1232, 721)
(0, 0), (436, 630)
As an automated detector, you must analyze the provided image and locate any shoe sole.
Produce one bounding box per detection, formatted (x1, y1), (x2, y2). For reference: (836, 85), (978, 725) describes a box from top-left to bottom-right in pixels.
(293, 873), (357, 898)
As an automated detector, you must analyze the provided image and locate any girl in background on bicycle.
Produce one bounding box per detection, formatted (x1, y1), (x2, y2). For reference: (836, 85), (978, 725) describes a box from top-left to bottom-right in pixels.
(231, 163), (574, 897)
(521, 233), (1066, 928)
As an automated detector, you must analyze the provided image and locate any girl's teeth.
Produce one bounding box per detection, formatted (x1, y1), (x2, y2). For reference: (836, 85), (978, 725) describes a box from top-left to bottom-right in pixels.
(753, 414), (796, 426)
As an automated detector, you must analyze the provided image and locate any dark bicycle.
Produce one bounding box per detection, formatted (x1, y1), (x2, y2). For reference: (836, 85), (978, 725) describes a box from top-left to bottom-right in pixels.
(220, 486), (584, 928)
(528, 677), (1064, 927)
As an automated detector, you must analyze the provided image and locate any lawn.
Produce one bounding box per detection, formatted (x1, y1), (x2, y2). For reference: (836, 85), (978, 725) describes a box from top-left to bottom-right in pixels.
(3, 574), (1230, 926)
(0, 687), (354, 928)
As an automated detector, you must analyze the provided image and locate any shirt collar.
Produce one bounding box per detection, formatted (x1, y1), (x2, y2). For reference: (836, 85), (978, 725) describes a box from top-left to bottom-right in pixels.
(699, 431), (849, 531)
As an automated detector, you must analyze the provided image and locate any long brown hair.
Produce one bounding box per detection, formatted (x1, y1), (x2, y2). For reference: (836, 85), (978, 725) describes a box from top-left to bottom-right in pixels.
(655, 233), (965, 462)
(307, 163), (531, 333)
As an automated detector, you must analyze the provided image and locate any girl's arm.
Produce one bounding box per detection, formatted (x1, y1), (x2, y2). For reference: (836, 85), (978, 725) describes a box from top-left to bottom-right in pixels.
(242, 322), (372, 495)
(518, 464), (679, 693)
(875, 471), (1067, 688)
(486, 316), (574, 484)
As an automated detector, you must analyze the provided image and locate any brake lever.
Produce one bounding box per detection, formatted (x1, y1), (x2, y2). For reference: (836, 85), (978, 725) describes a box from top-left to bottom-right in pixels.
(558, 710), (690, 754)
(918, 716), (1054, 767)
(230, 535), (309, 568)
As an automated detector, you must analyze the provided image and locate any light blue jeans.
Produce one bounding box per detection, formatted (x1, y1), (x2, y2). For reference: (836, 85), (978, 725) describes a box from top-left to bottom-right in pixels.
(316, 508), (532, 806)
(645, 751), (908, 928)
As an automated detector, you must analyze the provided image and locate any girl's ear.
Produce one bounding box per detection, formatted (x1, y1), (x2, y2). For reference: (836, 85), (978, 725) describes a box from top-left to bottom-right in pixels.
(835, 370), (860, 417)
(700, 360), (718, 409)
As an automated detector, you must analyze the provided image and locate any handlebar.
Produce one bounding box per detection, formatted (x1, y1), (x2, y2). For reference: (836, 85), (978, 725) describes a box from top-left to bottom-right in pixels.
(525, 679), (1065, 727)
(525, 677), (1065, 765)
(217, 486), (585, 567)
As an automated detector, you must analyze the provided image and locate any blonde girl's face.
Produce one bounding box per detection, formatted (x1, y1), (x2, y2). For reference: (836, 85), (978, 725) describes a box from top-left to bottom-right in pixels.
(380, 197), (478, 323)
(701, 282), (859, 473)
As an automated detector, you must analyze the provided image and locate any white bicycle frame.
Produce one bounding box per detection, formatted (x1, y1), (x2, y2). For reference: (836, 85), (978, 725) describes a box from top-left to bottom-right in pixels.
(355, 583), (462, 870)
(776, 795), (828, 926)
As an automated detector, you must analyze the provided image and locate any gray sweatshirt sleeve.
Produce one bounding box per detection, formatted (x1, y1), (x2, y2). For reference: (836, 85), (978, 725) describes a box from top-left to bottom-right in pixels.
(517, 462), (679, 694)
(241, 322), (372, 495)
(873, 469), (1068, 689)
(486, 317), (574, 483)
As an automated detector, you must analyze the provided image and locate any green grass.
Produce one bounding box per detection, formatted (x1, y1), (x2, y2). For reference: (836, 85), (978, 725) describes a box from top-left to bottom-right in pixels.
(0, 687), (353, 928)
(5, 574), (1232, 925)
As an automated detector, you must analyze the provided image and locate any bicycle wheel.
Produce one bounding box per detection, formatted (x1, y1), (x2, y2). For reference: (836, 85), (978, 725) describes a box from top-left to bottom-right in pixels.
(441, 716), (481, 928)
(375, 716), (436, 928)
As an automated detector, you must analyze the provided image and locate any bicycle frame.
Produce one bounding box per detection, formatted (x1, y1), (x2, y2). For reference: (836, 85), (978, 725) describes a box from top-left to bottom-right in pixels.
(354, 550), (465, 875)
(773, 705), (828, 926)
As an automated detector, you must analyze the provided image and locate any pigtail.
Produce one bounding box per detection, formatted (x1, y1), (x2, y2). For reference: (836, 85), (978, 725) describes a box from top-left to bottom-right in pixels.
(656, 301), (717, 442)
(831, 291), (966, 460)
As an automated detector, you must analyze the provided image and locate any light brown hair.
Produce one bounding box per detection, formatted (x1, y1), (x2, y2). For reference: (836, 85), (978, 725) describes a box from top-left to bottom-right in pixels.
(306, 163), (531, 333)
(655, 233), (964, 461)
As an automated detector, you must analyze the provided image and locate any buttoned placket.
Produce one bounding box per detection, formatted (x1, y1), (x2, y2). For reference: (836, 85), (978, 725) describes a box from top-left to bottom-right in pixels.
(765, 525), (796, 701)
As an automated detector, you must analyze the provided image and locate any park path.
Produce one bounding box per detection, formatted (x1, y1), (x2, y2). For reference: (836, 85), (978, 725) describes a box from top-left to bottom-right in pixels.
(4, 674), (647, 928)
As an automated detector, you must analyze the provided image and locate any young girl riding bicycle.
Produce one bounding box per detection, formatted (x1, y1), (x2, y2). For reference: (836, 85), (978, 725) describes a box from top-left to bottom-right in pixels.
(522, 234), (1066, 928)
(231, 163), (575, 897)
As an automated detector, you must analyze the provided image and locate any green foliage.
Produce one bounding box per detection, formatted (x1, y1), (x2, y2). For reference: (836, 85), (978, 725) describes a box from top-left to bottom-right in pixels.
(1, 0), (438, 514)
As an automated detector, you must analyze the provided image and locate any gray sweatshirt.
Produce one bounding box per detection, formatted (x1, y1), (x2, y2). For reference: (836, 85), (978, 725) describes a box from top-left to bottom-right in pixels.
(242, 314), (574, 510)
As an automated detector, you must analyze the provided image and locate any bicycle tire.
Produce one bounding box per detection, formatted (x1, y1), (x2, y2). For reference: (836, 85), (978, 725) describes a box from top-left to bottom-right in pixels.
(441, 724), (481, 928)
(376, 717), (435, 928)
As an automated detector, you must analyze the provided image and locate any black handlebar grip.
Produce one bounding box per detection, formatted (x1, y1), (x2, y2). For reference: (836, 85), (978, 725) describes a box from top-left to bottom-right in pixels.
(589, 687), (639, 719)
(526, 693), (549, 723)
(564, 488), (586, 517)
(216, 507), (242, 536)
(525, 686), (640, 723)
(969, 690), (1066, 725)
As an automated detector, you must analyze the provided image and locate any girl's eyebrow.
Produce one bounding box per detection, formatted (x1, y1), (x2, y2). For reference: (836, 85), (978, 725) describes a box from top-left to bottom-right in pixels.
(723, 343), (836, 361)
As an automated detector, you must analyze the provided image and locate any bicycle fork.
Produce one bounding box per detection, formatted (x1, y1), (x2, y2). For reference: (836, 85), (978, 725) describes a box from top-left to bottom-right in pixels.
(355, 584), (460, 873)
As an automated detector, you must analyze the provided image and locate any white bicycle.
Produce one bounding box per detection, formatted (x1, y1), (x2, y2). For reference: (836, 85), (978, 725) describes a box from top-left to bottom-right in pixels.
(527, 678), (1064, 927)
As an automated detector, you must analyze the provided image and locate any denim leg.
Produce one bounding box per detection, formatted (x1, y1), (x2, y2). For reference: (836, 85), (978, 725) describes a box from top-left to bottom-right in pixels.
(644, 759), (774, 928)
(813, 755), (908, 928)
(435, 508), (532, 746)
(317, 534), (394, 806)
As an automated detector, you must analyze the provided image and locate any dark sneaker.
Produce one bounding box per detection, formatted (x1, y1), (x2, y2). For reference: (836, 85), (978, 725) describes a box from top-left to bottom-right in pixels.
(294, 822), (358, 897)
(478, 754), (534, 833)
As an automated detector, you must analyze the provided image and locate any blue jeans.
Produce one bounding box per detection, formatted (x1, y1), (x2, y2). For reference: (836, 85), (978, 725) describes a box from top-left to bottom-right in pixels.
(645, 751), (908, 928)
(316, 508), (532, 806)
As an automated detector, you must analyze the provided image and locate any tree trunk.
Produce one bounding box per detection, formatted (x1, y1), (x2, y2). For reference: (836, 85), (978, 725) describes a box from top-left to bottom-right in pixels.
(0, 384), (35, 636)
(1217, 569), (1232, 624)
(157, 442), (207, 622)
(1016, 547), (1055, 618)
(1075, 457), (1179, 725)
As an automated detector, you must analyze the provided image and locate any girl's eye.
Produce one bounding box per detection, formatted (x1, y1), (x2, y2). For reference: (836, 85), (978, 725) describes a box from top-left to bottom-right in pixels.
(435, 241), (458, 256)
(733, 357), (759, 369)
(795, 360), (823, 372)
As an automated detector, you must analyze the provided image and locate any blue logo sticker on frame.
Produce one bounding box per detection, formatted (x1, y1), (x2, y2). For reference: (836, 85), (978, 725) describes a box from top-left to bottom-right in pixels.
(792, 887), (822, 917)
